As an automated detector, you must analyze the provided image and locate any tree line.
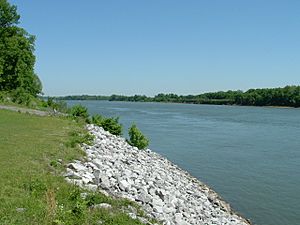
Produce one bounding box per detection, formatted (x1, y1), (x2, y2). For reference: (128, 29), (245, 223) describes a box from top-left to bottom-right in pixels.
(57, 85), (300, 107)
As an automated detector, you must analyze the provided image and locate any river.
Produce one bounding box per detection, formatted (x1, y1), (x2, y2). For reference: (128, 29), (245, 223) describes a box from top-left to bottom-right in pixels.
(67, 100), (300, 225)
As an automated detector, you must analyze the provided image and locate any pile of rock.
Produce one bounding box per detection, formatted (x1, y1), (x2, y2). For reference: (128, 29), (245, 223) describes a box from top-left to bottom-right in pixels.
(65, 124), (251, 225)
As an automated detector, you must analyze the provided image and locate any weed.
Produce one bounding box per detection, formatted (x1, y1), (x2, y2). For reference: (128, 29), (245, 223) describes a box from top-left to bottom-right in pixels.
(66, 130), (94, 148)
(50, 160), (59, 168)
(23, 179), (47, 197)
(85, 192), (109, 207)
(45, 188), (57, 219)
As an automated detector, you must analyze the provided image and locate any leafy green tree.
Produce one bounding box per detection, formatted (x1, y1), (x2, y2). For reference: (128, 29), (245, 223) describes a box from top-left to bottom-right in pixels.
(0, 0), (42, 96)
(58, 85), (300, 108)
(0, 0), (19, 27)
(128, 124), (149, 150)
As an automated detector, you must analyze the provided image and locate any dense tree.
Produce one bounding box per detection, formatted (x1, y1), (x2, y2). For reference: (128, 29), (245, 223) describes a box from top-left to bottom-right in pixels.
(58, 86), (300, 108)
(0, 0), (42, 96)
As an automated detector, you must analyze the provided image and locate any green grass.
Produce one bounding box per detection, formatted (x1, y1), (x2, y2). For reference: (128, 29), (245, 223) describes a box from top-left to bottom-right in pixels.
(0, 109), (149, 225)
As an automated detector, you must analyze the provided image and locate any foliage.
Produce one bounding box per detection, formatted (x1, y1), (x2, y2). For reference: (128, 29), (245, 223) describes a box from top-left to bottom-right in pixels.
(23, 178), (47, 197)
(66, 130), (94, 148)
(101, 117), (123, 136)
(46, 97), (68, 112)
(128, 124), (149, 150)
(92, 114), (123, 136)
(0, 0), (20, 27)
(0, 90), (9, 102)
(58, 85), (300, 107)
(10, 88), (36, 106)
(69, 104), (89, 121)
(0, 91), (70, 113)
(0, 0), (42, 96)
(91, 114), (104, 125)
(56, 95), (109, 101)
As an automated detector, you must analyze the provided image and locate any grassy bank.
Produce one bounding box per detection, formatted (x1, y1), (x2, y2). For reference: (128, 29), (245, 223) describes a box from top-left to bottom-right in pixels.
(0, 109), (148, 225)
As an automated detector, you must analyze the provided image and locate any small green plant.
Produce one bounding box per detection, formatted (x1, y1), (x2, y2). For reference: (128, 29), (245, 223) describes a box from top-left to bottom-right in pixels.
(91, 114), (104, 125)
(101, 117), (123, 136)
(128, 124), (149, 150)
(50, 160), (59, 168)
(67, 130), (94, 148)
(69, 105), (89, 122)
(46, 98), (68, 112)
(85, 192), (109, 207)
(68, 187), (82, 201)
(92, 114), (123, 136)
(47, 97), (55, 108)
(23, 179), (47, 197)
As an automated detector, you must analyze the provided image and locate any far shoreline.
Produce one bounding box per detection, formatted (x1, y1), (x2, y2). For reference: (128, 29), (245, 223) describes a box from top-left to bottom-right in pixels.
(63, 99), (299, 109)
(51, 85), (300, 109)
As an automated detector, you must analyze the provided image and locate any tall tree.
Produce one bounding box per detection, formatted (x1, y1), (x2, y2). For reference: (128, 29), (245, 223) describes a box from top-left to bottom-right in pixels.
(0, 0), (42, 96)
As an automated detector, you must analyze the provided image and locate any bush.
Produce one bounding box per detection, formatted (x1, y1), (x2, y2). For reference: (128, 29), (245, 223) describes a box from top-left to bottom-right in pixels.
(92, 114), (123, 136)
(11, 88), (36, 106)
(101, 117), (123, 136)
(44, 97), (68, 112)
(47, 97), (55, 108)
(69, 105), (89, 121)
(91, 114), (104, 126)
(0, 91), (10, 103)
(55, 100), (68, 112)
(128, 124), (149, 150)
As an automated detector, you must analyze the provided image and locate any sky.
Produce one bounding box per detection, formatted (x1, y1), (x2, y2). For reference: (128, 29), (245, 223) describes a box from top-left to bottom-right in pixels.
(10, 0), (300, 96)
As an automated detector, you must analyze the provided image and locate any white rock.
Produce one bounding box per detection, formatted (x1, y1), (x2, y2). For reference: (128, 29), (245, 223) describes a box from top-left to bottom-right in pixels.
(64, 171), (81, 179)
(119, 179), (130, 191)
(67, 162), (86, 172)
(93, 203), (112, 209)
(65, 124), (250, 225)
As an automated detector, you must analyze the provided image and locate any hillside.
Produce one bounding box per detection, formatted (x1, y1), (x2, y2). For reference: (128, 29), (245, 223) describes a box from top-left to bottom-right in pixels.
(0, 108), (150, 225)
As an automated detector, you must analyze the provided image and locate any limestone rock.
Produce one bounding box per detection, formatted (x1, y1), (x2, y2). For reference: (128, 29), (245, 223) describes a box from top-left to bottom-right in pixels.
(65, 124), (251, 225)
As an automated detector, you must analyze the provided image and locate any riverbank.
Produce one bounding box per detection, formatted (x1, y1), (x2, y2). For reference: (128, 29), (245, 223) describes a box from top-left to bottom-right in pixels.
(66, 124), (252, 225)
(56, 85), (300, 108)
(0, 104), (67, 116)
(0, 109), (152, 225)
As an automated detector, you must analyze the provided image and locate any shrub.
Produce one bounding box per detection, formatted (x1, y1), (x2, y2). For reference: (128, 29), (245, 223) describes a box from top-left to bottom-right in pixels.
(101, 117), (123, 136)
(69, 105), (89, 121)
(91, 114), (104, 126)
(128, 124), (149, 150)
(45, 98), (68, 112)
(11, 88), (36, 106)
(0, 91), (9, 103)
(92, 114), (123, 136)
(47, 97), (55, 108)
(55, 100), (68, 112)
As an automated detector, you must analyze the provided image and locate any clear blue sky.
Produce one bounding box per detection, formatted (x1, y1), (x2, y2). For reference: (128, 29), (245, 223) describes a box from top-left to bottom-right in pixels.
(10, 0), (300, 96)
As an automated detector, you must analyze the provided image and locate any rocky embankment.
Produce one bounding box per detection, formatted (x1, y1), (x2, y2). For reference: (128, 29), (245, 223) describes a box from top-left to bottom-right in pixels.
(65, 124), (251, 225)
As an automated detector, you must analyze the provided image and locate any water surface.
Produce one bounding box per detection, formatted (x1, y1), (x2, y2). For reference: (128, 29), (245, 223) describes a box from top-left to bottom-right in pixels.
(68, 100), (300, 225)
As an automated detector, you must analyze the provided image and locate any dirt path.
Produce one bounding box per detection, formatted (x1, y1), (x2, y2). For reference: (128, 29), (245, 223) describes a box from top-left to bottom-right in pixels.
(0, 104), (66, 116)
